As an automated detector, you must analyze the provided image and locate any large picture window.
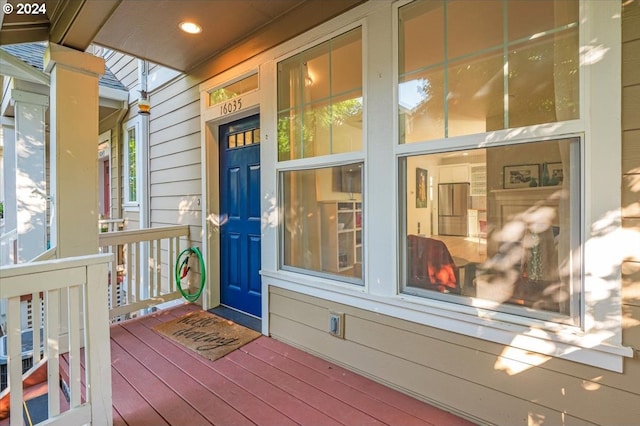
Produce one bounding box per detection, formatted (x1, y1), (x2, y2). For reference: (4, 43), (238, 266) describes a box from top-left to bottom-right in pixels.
(277, 28), (364, 283)
(397, 0), (583, 323)
(400, 138), (581, 324)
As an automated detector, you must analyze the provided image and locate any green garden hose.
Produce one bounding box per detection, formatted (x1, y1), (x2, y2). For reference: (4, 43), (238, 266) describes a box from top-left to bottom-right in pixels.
(175, 246), (206, 302)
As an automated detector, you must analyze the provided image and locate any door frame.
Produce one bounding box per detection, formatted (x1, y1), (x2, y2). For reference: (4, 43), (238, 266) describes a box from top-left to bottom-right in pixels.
(218, 113), (263, 316)
(201, 104), (260, 313)
(200, 61), (278, 335)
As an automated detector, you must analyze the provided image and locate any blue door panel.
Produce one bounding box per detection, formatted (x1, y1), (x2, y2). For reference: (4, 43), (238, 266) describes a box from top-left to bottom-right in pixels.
(228, 167), (240, 218)
(227, 233), (241, 289)
(248, 235), (262, 294)
(248, 164), (261, 219)
(219, 114), (262, 317)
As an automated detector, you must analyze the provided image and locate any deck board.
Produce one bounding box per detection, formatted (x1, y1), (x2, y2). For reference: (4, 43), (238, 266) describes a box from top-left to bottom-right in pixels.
(252, 338), (468, 425)
(52, 303), (474, 426)
(225, 349), (385, 425)
(120, 310), (299, 426)
(236, 341), (433, 426)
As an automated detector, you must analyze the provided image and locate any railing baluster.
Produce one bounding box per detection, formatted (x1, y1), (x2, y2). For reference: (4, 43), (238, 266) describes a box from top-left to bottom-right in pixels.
(1, 254), (113, 425)
(135, 241), (141, 304)
(110, 242), (118, 309)
(97, 225), (189, 320)
(7, 296), (22, 426)
(68, 285), (82, 407)
(126, 242), (133, 303)
(169, 236), (175, 293)
(156, 238), (162, 297)
(47, 289), (61, 417)
(32, 291), (42, 364)
(148, 240), (154, 298)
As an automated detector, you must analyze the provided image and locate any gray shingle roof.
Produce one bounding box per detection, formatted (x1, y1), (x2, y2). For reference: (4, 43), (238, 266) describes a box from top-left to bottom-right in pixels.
(1, 42), (126, 91)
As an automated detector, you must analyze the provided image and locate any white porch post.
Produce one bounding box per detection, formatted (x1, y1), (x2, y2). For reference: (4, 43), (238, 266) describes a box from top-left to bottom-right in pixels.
(1, 118), (17, 265)
(137, 59), (151, 298)
(13, 88), (49, 262)
(44, 43), (104, 257)
(1, 118), (16, 235)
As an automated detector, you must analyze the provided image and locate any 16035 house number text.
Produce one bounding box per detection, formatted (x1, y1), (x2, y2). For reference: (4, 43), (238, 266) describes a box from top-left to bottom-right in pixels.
(220, 98), (242, 116)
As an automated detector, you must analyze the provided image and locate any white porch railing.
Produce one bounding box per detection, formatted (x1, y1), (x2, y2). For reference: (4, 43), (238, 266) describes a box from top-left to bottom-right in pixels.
(0, 227), (17, 267)
(98, 225), (191, 321)
(98, 218), (125, 233)
(0, 254), (113, 426)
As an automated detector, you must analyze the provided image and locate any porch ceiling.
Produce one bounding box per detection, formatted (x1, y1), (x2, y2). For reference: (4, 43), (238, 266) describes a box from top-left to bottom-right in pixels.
(0, 0), (365, 73)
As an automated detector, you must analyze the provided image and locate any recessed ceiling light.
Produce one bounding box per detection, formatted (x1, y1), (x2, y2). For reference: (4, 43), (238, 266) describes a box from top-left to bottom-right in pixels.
(179, 21), (202, 34)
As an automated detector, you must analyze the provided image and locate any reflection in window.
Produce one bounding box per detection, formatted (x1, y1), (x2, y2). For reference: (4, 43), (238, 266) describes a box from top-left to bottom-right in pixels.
(398, 0), (579, 143)
(126, 127), (137, 203)
(399, 138), (580, 324)
(209, 73), (258, 106)
(277, 28), (363, 160)
(281, 163), (363, 283)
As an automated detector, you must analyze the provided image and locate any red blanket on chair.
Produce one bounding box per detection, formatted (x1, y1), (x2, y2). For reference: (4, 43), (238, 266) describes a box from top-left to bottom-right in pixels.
(407, 235), (458, 292)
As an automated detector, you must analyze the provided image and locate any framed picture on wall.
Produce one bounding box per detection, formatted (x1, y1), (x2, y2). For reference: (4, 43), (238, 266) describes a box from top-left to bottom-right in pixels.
(547, 162), (564, 185)
(503, 164), (539, 189)
(416, 168), (428, 208)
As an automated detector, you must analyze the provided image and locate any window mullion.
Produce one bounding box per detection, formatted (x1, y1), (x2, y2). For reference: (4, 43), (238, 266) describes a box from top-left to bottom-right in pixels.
(503, 0), (509, 129)
(443, 2), (449, 139)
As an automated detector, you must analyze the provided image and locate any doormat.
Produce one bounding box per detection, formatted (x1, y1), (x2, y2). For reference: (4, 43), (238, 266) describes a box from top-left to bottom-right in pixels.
(152, 311), (260, 362)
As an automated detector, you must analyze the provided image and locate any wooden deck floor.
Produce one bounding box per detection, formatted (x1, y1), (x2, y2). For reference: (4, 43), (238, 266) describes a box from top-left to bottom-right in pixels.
(106, 303), (473, 426)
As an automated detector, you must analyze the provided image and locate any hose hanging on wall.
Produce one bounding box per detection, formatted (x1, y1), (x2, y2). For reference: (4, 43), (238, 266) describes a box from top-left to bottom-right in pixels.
(174, 247), (206, 302)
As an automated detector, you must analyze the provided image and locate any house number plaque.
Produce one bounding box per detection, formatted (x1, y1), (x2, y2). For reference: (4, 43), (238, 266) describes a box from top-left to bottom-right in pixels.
(220, 98), (242, 116)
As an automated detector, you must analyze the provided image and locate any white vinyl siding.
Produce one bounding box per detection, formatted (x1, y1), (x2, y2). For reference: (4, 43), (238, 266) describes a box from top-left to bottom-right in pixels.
(148, 75), (202, 244)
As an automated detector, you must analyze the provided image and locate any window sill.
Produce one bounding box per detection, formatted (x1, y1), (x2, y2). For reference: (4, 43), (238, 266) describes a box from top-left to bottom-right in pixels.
(261, 270), (633, 372)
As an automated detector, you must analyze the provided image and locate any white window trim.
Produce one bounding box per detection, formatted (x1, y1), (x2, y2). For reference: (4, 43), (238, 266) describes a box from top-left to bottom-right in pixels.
(123, 117), (139, 211)
(252, 0), (629, 372)
(273, 22), (368, 285)
(387, 0), (630, 371)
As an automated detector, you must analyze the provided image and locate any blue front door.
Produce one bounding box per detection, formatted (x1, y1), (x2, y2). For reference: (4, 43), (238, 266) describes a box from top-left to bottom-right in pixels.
(219, 115), (262, 317)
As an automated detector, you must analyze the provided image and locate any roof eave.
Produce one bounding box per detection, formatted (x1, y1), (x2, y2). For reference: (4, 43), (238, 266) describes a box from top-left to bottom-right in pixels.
(0, 49), (49, 86)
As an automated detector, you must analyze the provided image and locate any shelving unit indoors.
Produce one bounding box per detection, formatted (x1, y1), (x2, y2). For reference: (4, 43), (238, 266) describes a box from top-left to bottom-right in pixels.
(320, 201), (362, 276)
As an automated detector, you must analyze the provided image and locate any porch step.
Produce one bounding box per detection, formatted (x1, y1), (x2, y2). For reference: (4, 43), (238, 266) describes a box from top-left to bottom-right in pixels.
(0, 359), (47, 420)
(0, 381), (48, 426)
(23, 393), (48, 425)
(0, 359), (69, 424)
(0, 383), (69, 426)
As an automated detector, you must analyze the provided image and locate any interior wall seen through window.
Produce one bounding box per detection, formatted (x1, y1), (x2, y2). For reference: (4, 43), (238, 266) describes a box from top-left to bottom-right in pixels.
(281, 164), (363, 283)
(400, 137), (580, 324)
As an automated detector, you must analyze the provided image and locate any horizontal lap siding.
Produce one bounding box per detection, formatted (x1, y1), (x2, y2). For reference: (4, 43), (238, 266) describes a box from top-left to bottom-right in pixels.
(103, 51), (138, 222)
(150, 147), (201, 170)
(149, 75), (202, 247)
(268, 287), (639, 426)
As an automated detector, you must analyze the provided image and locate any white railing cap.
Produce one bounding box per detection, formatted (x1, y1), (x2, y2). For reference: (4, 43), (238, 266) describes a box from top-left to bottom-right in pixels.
(0, 253), (113, 279)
